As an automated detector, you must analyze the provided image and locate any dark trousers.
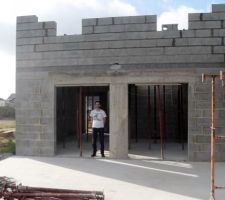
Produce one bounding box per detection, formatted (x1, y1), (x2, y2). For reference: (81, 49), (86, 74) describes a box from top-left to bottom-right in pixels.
(92, 128), (104, 155)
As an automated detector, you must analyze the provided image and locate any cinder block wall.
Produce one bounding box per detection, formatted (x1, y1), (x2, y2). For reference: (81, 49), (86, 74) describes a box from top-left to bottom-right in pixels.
(16, 4), (225, 160)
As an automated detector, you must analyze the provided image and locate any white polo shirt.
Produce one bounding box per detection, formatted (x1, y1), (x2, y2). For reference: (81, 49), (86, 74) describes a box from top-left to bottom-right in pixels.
(90, 109), (107, 128)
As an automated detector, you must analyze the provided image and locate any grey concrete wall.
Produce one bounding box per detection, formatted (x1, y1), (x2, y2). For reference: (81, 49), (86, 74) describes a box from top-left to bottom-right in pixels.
(16, 4), (225, 160)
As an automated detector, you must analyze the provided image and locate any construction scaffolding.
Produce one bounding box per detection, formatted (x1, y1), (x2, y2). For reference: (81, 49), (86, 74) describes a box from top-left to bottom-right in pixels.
(202, 71), (225, 200)
(128, 84), (188, 160)
(0, 177), (104, 200)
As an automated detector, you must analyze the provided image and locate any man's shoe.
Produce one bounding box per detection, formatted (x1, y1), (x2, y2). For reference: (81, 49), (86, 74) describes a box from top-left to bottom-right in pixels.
(101, 154), (105, 158)
(91, 154), (96, 157)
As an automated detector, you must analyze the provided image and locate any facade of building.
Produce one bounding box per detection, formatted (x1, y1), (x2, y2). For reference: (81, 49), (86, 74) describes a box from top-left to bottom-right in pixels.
(16, 4), (225, 161)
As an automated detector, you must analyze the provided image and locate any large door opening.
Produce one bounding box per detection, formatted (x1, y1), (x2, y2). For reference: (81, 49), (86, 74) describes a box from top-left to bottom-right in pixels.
(56, 86), (109, 157)
(128, 84), (188, 160)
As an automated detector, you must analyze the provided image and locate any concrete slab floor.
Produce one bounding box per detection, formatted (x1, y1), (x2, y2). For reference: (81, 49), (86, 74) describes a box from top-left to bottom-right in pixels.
(57, 139), (187, 161)
(1, 156), (225, 200)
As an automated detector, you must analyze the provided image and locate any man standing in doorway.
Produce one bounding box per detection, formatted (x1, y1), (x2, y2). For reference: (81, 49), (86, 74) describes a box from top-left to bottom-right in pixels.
(90, 101), (107, 157)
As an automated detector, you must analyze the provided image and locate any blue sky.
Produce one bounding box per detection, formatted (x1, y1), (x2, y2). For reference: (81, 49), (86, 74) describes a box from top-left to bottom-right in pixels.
(0, 0), (225, 99)
(126, 0), (224, 14)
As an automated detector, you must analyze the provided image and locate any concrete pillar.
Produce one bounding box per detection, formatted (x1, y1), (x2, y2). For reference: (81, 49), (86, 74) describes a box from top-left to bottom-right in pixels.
(109, 83), (128, 158)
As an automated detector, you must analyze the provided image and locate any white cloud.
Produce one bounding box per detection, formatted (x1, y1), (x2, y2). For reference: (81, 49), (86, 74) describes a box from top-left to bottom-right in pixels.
(0, 51), (15, 99)
(157, 5), (204, 30)
(0, 0), (137, 34)
(0, 0), (137, 98)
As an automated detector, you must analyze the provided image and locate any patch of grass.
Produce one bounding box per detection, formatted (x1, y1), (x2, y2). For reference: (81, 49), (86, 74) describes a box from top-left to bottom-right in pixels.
(0, 120), (16, 130)
(0, 137), (15, 154)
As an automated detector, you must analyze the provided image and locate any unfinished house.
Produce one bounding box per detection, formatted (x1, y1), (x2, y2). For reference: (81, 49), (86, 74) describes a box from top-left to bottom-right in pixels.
(16, 4), (225, 161)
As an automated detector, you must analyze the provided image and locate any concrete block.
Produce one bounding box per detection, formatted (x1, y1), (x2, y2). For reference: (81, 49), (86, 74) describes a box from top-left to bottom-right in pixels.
(214, 29), (225, 37)
(158, 31), (180, 38)
(175, 38), (222, 46)
(44, 35), (84, 43)
(164, 46), (211, 55)
(39, 132), (54, 140)
(182, 30), (195, 37)
(16, 132), (41, 140)
(189, 21), (221, 29)
(36, 43), (63, 52)
(93, 24), (156, 34)
(125, 23), (156, 32)
(19, 47), (164, 60)
(16, 37), (43, 45)
(44, 21), (57, 29)
(98, 17), (113, 25)
(212, 4), (225, 13)
(17, 22), (44, 31)
(182, 30), (211, 38)
(195, 30), (211, 37)
(16, 45), (34, 53)
(47, 29), (56, 36)
(145, 15), (157, 23)
(17, 117), (41, 125)
(17, 15), (38, 24)
(196, 118), (211, 127)
(195, 93), (210, 101)
(16, 30), (46, 38)
(191, 152), (210, 161)
(94, 25), (123, 33)
(195, 101), (211, 109)
(155, 39), (172, 46)
(214, 46), (225, 53)
(162, 24), (178, 31)
(203, 12), (225, 20)
(189, 143), (211, 152)
(188, 13), (201, 21)
(114, 16), (145, 24)
(82, 26), (94, 34)
(82, 18), (97, 26)
(195, 135), (210, 143)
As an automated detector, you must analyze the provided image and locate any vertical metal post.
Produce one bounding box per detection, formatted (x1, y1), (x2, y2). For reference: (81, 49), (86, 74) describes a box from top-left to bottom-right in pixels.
(135, 85), (138, 143)
(86, 95), (89, 142)
(163, 85), (166, 149)
(76, 88), (80, 148)
(147, 86), (151, 149)
(180, 85), (185, 150)
(154, 86), (157, 143)
(156, 85), (164, 160)
(177, 85), (181, 144)
(202, 72), (225, 200)
(79, 87), (83, 157)
(62, 88), (66, 149)
(210, 76), (216, 200)
(128, 85), (131, 150)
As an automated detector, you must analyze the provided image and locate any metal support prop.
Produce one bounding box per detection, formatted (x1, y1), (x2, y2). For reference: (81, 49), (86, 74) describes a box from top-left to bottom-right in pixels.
(156, 85), (164, 160)
(147, 86), (151, 149)
(154, 86), (157, 143)
(180, 85), (185, 150)
(79, 87), (83, 157)
(178, 85), (184, 150)
(0, 177), (104, 200)
(76, 89), (80, 148)
(128, 85), (131, 150)
(163, 85), (166, 149)
(202, 71), (225, 200)
(135, 85), (138, 143)
(62, 88), (66, 149)
(86, 95), (89, 142)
